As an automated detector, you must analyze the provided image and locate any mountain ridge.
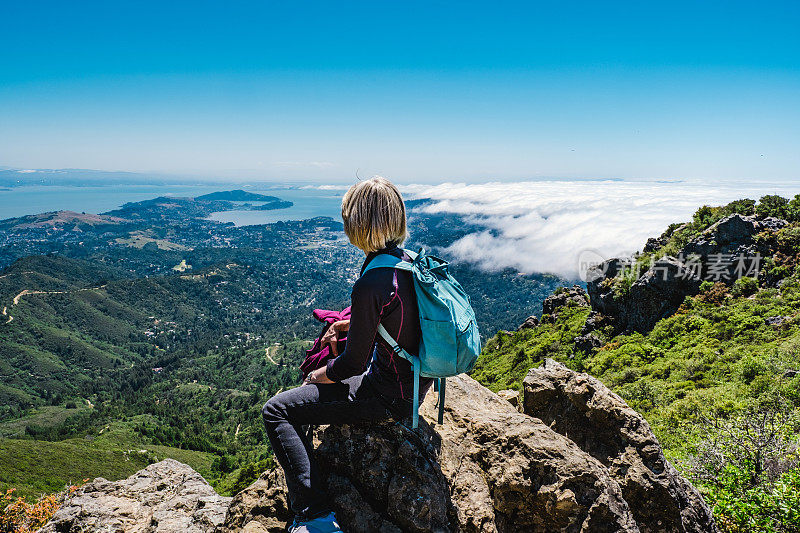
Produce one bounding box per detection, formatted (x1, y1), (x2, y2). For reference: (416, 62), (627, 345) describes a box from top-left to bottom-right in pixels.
(473, 194), (800, 531)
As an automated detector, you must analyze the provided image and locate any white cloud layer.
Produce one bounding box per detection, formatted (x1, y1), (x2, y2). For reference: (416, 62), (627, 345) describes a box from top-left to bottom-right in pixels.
(403, 180), (799, 279)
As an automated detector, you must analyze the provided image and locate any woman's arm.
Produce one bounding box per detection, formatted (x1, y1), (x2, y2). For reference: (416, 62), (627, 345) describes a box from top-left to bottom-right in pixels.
(304, 365), (334, 385)
(319, 319), (350, 356)
(324, 271), (390, 382)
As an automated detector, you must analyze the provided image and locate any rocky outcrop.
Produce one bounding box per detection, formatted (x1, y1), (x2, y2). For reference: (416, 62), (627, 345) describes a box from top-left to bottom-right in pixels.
(39, 459), (231, 533)
(516, 314), (539, 330)
(224, 374), (639, 533)
(587, 256), (702, 333)
(573, 332), (602, 353)
(586, 213), (790, 333)
(642, 235), (668, 253)
(579, 310), (614, 336)
(681, 214), (763, 281)
(522, 359), (717, 533)
(678, 214), (788, 282)
(542, 285), (589, 318)
(42, 374), (716, 533)
(217, 468), (290, 533)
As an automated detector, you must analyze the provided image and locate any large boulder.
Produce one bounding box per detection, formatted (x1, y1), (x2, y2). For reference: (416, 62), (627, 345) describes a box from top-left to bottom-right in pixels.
(585, 258), (627, 322)
(542, 285), (590, 317)
(223, 374), (640, 533)
(516, 314), (540, 331)
(39, 374), (718, 533)
(681, 214), (787, 282)
(216, 468), (291, 533)
(522, 359), (717, 533)
(623, 257), (702, 332)
(587, 256), (701, 333)
(39, 459), (231, 533)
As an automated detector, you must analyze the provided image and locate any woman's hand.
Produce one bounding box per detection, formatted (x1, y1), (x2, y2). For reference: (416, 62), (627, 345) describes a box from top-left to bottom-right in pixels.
(303, 366), (335, 385)
(320, 319), (350, 357)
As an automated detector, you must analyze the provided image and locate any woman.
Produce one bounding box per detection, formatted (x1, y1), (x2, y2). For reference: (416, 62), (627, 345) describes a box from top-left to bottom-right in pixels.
(262, 177), (434, 533)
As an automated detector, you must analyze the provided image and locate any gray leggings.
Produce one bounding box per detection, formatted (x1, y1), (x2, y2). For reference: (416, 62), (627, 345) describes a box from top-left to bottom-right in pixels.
(262, 372), (412, 519)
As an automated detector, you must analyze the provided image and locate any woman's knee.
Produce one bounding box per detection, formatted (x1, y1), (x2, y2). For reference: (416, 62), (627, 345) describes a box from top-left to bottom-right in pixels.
(262, 394), (286, 424)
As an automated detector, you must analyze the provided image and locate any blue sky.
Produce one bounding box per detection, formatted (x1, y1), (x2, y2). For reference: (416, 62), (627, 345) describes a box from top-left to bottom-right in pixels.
(1, 1), (798, 183)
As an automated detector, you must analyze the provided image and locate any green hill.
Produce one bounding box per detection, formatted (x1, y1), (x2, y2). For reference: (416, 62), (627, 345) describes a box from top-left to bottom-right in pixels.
(473, 194), (800, 532)
(0, 419), (219, 501)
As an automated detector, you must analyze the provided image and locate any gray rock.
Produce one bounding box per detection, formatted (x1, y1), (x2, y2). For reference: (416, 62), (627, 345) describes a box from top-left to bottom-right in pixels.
(516, 315), (540, 330)
(496, 389), (520, 407)
(588, 256), (701, 334)
(586, 259), (627, 325)
(223, 374), (640, 533)
(574, 333), (603, 353)
(681, 214), (787, 283)
(707, 214), (760, 245)
(579, 311), (615, 336)
(643, 236), (668, 253)
(39, 459), (231, 533)
(523, 359), (718, 533)
(586, 258), (627, 285)
(542, 285), (590, 317)
(40, 375), (720, 533)
(624, 257), (702, 332)
(757, 216), (789, 232)
(217, 468), (291, 533)
(765, 315), (790, 327)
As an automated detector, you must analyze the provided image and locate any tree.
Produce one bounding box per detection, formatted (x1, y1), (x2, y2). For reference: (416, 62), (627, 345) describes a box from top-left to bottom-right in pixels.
(756, 195), (789, 219)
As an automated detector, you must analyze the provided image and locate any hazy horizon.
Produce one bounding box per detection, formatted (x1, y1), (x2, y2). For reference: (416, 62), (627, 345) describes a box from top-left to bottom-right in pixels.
(2, 169), (798, 279)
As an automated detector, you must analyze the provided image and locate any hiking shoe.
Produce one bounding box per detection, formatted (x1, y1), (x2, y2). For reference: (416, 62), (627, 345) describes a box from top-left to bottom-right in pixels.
(287, 511), (343, 533)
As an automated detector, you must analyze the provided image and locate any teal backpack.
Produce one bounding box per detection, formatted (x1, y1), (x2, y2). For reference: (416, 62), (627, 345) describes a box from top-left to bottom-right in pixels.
(362, 248), (481, 428)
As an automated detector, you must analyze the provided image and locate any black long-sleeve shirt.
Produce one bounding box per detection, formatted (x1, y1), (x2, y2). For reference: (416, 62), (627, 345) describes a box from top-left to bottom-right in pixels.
(326, 244), (433, 400)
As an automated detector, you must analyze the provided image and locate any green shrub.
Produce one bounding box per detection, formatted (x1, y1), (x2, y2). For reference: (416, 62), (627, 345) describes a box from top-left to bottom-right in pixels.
(720, 199), (757, 218)
(694, 205), (716, 227)
(701, 464), (800, 533)
(756, 195), (790, 220)
(776, 225), (800, 254)
(732, 277), (759, 298)
(228, 457), (275, 495)
(787, 195), (800, 223)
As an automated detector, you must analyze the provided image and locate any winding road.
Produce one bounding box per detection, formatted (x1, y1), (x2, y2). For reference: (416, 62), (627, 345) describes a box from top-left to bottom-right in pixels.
(3, 284), (107, 325)
(265, 345), (284, 366)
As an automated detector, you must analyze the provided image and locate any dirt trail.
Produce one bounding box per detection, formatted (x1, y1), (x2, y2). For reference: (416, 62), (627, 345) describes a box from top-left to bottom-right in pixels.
(265, 345), (284, 366)
(12, 290), (30, 305)
(5, 284), (108, 324)
(0, 271), (34, 280)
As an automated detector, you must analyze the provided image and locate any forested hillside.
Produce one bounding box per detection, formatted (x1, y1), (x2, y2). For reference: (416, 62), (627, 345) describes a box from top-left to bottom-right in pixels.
(0, 192), (569, 502)
(474, 194), (800, 532)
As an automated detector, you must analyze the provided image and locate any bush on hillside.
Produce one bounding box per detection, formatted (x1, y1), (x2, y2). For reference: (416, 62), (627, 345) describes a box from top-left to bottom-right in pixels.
(757, 195), (790, 220)
(686, 401), (800, 532)
(732, 277), (759, 298)
(1, 481), (85, 533)
(787, 195), (800, 223)
(697, 281), (729, 305)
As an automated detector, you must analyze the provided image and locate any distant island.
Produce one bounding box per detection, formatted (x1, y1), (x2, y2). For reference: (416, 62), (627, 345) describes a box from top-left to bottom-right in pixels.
(196, 190), (283, 202)
(195, 190), (293, 211)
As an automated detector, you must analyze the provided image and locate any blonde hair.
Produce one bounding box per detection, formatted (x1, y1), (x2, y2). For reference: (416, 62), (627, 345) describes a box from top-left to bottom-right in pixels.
(341, 176), (408, 253)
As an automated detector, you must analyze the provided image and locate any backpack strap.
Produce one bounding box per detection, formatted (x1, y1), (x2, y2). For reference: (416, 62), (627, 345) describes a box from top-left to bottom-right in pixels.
(437, 378), (445, 425)
(376, 323), (421, 429)
(362, 248), (417, 275)
(368, 248), (423, 429)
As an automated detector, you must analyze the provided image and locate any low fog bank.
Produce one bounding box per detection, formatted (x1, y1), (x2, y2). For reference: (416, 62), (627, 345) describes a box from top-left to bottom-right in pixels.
(403, 180), (798, 279)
